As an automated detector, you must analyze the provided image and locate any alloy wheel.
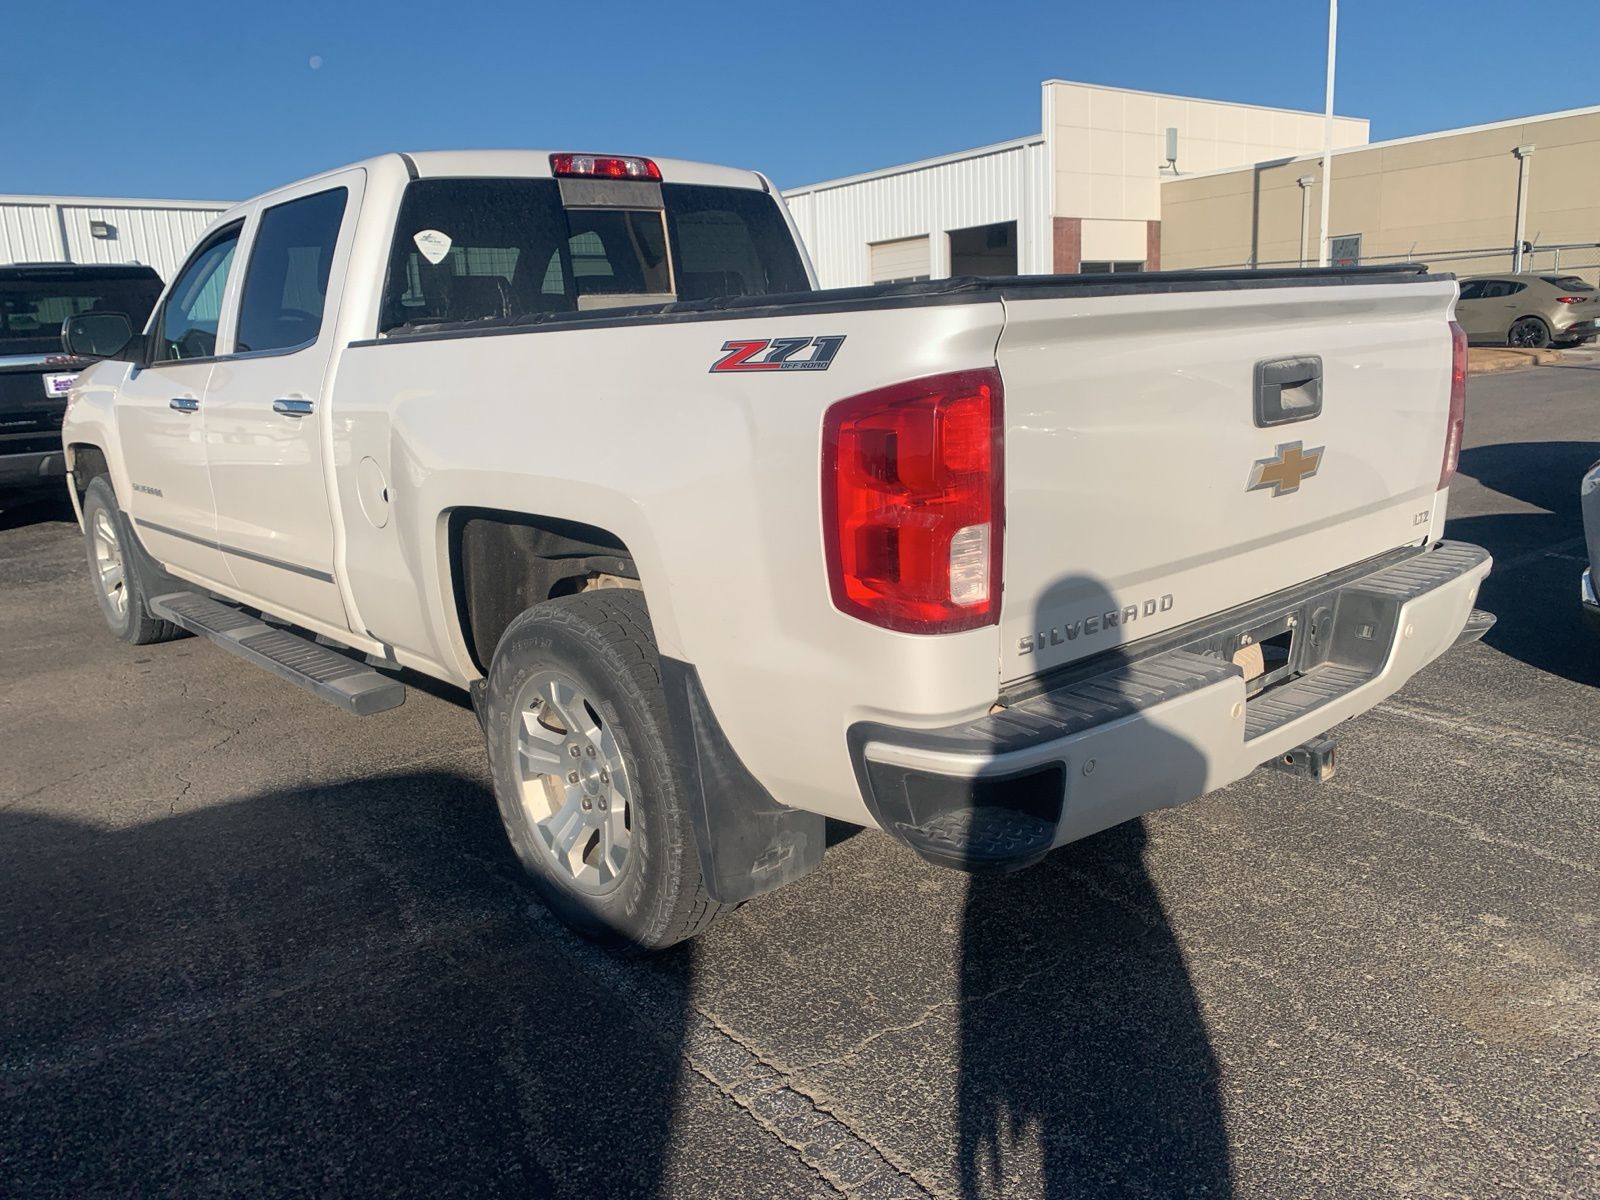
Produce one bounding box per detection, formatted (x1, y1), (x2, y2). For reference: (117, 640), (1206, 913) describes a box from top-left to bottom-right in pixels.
(513, 671), (634, 895)
(91, 508), (128, 622)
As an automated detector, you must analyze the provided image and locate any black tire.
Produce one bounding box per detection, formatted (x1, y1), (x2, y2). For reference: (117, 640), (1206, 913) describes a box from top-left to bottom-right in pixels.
(1507, 316), (1551, 349)
(482, 589), (725, 951)
(80, 476), (185, 645)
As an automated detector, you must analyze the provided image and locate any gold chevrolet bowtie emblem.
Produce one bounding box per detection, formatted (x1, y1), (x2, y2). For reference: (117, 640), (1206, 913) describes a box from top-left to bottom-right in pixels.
(1248, 441), (1324, 497)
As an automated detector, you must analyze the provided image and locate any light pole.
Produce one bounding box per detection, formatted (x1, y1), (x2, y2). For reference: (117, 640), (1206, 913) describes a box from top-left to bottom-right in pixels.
(1298, 175), (1315, 267)
(1512, 145), (1535, 272)
(1317, 0), (1338, 267)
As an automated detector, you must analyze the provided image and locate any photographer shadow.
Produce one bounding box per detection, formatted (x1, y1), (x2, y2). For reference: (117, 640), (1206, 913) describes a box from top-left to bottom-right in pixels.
(956, 573), (1233, 1198)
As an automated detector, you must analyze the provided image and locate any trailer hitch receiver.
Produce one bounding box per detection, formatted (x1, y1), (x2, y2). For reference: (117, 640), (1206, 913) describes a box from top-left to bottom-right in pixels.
(1268, 733), (1338, 782)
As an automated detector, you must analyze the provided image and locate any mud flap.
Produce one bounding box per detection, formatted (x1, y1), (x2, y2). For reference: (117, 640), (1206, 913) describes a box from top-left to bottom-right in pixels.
(659, 657), (825, 905)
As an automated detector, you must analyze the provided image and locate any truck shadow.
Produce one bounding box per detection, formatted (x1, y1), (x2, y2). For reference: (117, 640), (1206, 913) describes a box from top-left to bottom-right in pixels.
(956, 576), (1232, 1198)
(0, 489), (76, 532)
(1450, 440), (1600, 686)
(0, 771), (691, 1198)
(1455, 440), (1598, 543)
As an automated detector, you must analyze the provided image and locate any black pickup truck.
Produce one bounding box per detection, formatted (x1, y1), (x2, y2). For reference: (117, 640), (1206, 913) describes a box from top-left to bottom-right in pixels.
(1, 263), (162, 494)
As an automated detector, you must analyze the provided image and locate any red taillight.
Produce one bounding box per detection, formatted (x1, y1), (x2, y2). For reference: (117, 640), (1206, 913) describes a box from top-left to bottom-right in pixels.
(822, 369), (1003, 634)
(1556, 296), (1583, 304)
(1441, 320), (1467, 488)
(549, 153), (662, 181)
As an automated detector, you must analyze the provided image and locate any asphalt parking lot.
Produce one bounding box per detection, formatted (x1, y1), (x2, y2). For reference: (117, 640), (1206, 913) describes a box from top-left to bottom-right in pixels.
(3, 359), (1597, 1199)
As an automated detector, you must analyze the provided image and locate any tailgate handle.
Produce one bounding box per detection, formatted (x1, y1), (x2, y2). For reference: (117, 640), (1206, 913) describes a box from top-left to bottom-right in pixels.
(1254, 355), (1322, 427)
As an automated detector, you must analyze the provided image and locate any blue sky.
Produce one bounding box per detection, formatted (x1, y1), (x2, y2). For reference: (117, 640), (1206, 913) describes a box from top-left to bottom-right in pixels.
(9, 0), (1593, 201)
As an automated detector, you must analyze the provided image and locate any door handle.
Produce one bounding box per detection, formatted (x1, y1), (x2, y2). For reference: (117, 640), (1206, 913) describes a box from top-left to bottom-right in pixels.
(169, 397), (199, 413)
(272, 398), (314, 417)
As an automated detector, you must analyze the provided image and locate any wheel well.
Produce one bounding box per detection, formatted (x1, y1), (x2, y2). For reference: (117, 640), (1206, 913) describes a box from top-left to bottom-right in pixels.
(449, 509), (639, 672)
(67, 443), (109, 499)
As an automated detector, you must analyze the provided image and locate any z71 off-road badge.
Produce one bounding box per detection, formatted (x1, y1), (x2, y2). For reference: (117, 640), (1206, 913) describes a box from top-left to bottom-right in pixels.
(710, 336), (845, 373)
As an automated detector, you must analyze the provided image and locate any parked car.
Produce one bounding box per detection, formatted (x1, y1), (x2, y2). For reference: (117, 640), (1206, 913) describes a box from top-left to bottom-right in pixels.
(1583, 462), (1600, 632)
(1455, 273), (1598, 348)
(59, 150), (1493, 950)
(1, 263), (162, 494)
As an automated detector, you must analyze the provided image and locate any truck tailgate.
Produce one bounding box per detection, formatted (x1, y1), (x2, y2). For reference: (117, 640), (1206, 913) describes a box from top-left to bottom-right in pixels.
(996, 273), (1459, 684)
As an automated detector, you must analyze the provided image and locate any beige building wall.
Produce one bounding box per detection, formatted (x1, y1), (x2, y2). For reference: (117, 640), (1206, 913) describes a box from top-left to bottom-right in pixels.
(1044, 80), (1367, 267)
(1160, 106), (1600, 281)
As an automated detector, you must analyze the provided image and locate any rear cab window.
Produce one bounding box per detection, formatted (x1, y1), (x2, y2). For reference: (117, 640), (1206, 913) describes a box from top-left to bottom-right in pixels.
(379, 175), (809, 334)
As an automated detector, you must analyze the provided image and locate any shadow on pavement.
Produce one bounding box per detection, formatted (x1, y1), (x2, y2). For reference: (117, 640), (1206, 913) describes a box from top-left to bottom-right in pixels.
(1445, 512), (1600, 687)
(957, 575), (1232, 1198)
(0, 770), (692, 1199)
(1451, 441), (1600, 686)
(0, 489), (76, 532)
(1456, 441), (1599, 532)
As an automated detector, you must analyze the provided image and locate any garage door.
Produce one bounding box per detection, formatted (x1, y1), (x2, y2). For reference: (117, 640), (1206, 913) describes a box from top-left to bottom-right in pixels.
(869, 236), (930, 283)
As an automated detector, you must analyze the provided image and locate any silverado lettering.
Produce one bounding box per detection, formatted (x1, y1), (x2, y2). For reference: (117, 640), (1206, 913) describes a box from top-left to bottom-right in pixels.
(1019, 594), (1177, 655)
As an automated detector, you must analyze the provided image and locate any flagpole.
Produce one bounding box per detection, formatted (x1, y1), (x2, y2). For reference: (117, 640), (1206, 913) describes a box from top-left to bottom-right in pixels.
(1318, 0), (1338, 267)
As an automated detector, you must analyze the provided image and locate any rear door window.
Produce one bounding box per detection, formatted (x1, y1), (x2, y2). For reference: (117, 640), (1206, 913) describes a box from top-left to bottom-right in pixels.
(235, 187), (349, 353)
(1457, 281), (1487, 301)
(382, 178), (570, 332)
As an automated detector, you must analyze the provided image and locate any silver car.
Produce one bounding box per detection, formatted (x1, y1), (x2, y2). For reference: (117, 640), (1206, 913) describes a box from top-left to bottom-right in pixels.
(1456, 274), (1599, 348)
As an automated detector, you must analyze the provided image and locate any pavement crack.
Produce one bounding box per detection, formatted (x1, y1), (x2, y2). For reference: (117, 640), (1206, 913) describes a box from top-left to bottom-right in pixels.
(1483, 534), (1587, 573)
(1331, 778), (1597, 876)
(1213, 950), (1519, 1157)
(499, 882), (940, 1199)
(1375, 701), (1600, 770)
(1, 761), (113, 811)
(789, 861), (1161, 1080)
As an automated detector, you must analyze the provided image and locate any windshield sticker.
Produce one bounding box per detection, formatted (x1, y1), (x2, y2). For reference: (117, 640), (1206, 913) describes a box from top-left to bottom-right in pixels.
(413, 229), (453, 265)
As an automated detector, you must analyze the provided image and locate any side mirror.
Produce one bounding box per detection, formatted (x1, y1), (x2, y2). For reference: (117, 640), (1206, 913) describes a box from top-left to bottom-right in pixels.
(61, 312), (137, 360)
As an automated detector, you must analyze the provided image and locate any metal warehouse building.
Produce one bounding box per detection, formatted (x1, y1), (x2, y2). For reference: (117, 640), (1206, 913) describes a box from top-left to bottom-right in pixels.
(0, 194), (230, 282)
(783, 80), (1600, 290)
(782, 80), (1369, 287)
(1159, 103), (1600, 282)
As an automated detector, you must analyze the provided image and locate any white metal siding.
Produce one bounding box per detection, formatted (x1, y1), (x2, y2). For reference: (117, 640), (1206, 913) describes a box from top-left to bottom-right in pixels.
(783, 138), (1050, 289)
(0, 195), (231, 282)
(0, 203), (64, 264)
(869, 236), (930, 282)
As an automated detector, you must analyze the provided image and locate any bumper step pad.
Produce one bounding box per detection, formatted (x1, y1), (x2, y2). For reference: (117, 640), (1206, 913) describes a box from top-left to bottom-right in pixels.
(149, 592), (405, 716)
(1243, 541), (1490, 740)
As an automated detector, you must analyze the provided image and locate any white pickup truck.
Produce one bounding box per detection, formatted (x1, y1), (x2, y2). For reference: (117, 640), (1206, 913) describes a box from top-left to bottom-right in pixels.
(60, 150), (1493, 949)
